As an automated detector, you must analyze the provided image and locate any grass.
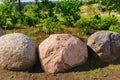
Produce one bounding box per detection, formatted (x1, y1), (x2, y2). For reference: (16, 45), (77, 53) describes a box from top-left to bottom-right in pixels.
(29, 27), (40, 34)
(89, 75), (95, 80)
(108, 65), (120, 71)
(103, 72), (109, 77)
(9, 75), (14, 79)
(28, 35), (38, 41)
(117, 16), (120, 22)
(74, 74), (80, 80)
(27, 31), (38, 41)
(93, 68), (101, 73)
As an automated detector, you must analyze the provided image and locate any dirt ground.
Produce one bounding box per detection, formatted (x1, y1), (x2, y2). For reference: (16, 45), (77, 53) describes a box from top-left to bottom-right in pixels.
(0, 54), (120, 80)
(0, 27), (120, 80)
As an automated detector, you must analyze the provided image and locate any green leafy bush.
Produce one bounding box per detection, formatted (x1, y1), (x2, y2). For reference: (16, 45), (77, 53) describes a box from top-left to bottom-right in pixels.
(75, 15), (118, 35)
(109, 25), (120, 33)
(40, 17), (62, 34)
(98, 16), (118, 29)
(23, 16), (34, 26)
(0, 15), (6, 28)
(0, 15), (16, 29)
(55, 0), (80, 26)
(74, 17), (95, 34)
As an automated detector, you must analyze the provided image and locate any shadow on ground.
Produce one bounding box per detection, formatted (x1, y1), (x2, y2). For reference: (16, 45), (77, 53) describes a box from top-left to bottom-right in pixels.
(25, 47), (44, 73)
(26, 46), (120, 73)
(65, 46), (109, 73)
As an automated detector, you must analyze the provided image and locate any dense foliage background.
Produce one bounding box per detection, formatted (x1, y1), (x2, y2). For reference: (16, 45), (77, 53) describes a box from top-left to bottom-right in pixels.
(0, 0), (120, 34)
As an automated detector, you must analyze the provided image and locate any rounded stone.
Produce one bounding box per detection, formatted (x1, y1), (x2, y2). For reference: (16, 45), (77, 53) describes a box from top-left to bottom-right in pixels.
(39, 34), (88, 73)
(87, 31), (120, 62)
(0, 33), (37, 70)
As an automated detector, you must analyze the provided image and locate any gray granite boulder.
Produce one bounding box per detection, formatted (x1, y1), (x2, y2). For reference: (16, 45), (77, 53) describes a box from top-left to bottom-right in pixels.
(87, 31), (120, 62)
(0, 33), (37, 70)
(39, 34), (88, 73)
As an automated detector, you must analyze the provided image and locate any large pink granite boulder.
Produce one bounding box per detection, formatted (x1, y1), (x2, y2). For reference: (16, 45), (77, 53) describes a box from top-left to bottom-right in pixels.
(39, 34), (88, 73)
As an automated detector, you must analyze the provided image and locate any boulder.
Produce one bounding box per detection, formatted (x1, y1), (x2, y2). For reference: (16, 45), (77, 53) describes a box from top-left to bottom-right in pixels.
(39, 34), (88, 73)
(87, 31), (120, 62)
(0, 27), (4, 36)
(0, 33), (37, 70)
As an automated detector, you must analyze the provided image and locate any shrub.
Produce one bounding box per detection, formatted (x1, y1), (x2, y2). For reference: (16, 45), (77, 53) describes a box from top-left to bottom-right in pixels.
(55, 0), (80, 26)
(10, 15), (18, 24)
(23, 16), (34, 26)
(40, 17), (62, 34)
(0, 15), (16, 29)
(22, 15), (40, 27)
(74, 15), (118, 35)
(74, 17), (95, 34)
(0, 15), (6, 28)
(98, 16), (118, 30)
(109, 25), (120, 33)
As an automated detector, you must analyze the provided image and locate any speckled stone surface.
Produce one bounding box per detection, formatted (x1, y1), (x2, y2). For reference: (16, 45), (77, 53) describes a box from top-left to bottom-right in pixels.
(0, 33), (38, 70)
(87, 31), (120, 62)
(39, 34), (88, 73)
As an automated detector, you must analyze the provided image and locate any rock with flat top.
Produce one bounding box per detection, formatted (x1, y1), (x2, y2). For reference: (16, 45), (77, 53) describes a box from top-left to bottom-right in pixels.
(39, 34), (88, 73)
(0, 33), (37, 70)
(87, 31), (120, 62)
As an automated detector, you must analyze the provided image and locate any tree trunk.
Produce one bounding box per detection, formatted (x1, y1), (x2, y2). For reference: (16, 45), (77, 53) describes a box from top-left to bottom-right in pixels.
(18, 0), (22, 14)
